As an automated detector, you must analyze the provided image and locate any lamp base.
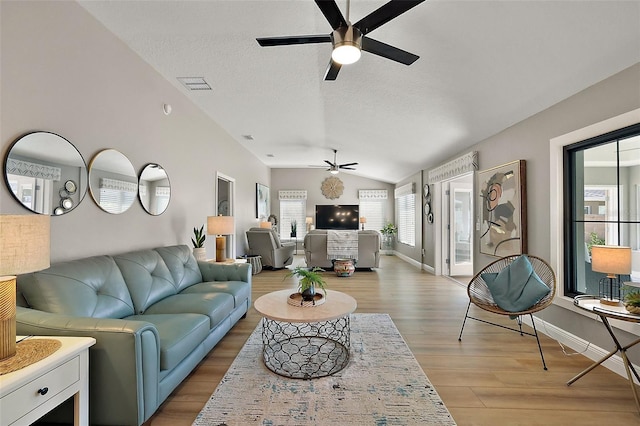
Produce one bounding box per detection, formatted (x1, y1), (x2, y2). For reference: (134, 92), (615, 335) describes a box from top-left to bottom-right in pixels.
(0, 276), (17, 360)
(598, 276), (621, 307)
(215, 236), (227, 262)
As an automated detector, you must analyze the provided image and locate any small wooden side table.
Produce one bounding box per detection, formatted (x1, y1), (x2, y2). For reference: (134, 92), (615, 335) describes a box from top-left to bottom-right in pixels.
(0, 336), (96, 426)
(568, 295), (640, 413)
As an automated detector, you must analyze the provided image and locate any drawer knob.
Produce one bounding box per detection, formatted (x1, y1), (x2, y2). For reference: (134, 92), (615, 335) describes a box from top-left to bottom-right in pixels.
(37, 387), (49, 396)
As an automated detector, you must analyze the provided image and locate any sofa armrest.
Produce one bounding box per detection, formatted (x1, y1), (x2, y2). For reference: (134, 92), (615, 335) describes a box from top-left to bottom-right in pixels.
(198, 261), (252, 283)
(16, 307), (160, 426)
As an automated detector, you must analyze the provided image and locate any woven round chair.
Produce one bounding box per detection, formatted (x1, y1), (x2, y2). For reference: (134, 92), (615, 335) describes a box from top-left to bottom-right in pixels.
(458, 254), (556, 370)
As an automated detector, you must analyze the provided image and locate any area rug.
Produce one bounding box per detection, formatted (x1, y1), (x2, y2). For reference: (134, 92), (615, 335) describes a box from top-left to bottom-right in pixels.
(194, 313), (456, 425)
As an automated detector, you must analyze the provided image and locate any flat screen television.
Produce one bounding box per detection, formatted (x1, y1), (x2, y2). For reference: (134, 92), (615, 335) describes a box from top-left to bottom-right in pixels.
(315, 204), (359, 230)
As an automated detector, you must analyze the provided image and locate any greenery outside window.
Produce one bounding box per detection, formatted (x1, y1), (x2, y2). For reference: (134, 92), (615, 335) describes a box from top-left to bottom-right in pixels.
(564, 124), (640, 297)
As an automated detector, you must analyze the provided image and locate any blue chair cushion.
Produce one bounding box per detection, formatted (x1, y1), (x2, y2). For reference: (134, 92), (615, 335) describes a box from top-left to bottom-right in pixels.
(483, 255), (551, 312)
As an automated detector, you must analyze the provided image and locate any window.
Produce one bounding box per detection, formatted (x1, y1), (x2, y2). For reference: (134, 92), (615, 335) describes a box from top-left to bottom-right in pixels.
(279, 190), (308, 239)
(564, 124), (640, 296)
(359, 189), (387, 232)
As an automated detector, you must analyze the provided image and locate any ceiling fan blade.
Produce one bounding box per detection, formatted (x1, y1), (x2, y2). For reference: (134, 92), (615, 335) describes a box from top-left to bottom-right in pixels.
(339, 162), (358, 168)
(354, 0), (425, 36)
(324, 59), (341, 81)
(324, 160), (336, 167)
(340, 167), (356, 170)
(362, 37), (419, 65)
(314, 0), (347, 30)
(256, 34), (331, 47)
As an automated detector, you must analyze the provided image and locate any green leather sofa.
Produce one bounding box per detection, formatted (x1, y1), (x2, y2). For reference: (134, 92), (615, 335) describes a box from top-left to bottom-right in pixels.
(15, 245), (251, 426)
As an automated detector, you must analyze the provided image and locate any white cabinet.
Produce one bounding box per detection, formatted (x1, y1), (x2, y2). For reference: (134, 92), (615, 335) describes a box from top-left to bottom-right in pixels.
(0, 337), (95, 426)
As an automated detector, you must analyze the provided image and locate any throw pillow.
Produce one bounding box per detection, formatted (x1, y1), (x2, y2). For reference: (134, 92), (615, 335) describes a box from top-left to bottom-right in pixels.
(484, 255), (551, 312)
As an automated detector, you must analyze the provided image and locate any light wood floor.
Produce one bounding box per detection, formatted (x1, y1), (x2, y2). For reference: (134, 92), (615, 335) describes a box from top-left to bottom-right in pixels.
(144, 255), (640, 425)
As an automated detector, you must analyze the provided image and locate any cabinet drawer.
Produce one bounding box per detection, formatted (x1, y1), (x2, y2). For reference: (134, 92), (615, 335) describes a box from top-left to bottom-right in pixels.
(0, 356), (80, 425)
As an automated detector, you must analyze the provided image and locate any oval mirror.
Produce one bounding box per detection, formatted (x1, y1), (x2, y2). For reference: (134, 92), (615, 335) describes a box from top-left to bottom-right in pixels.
(88, 149), (137, 214)
(138, 163), (171, 215)
(4, 132), (88, 215)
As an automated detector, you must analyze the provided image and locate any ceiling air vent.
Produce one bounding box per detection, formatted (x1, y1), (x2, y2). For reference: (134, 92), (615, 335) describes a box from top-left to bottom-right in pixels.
(177, 77), (211, 91)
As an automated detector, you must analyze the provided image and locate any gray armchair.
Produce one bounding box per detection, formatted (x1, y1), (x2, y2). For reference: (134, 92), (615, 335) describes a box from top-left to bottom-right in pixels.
(246, 227), (295, 269)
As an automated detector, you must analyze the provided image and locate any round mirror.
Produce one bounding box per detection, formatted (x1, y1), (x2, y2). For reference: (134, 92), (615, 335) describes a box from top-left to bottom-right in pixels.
(88, 149), (137, 214)
(64, 180), (77, 194)
(138, 163), (170, 215)
(4, 132), (88, 215)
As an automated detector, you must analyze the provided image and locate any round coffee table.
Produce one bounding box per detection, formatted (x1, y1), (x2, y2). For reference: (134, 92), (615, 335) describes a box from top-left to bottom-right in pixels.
(254, 289), (357, 379)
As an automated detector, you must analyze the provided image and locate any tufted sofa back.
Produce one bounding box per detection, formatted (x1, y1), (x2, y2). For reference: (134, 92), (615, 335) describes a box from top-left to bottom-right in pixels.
(17, 255), (135, 318)
(113, 248), (177, 314)
(155, 245), (203, 292)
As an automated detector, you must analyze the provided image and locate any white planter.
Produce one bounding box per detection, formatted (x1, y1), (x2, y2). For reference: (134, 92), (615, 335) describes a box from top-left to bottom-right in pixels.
(193, 247), (206, 261)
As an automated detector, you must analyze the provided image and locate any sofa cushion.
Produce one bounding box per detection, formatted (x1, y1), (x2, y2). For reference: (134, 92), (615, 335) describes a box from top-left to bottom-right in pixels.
(143, 293), (234, 329)
(17, 255), (135, 318)
(155, 245), (203, 292)
(126, 313), (209, 371)
(180, 281), (250, 308)
(114, 249), (177, 314)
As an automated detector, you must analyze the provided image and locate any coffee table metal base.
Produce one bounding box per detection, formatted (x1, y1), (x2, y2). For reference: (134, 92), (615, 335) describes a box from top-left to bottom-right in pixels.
(261, 316), (350, 379)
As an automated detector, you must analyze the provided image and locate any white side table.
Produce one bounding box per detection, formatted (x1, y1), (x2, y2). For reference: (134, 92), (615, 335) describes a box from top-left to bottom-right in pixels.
(0, 336), (96, 426)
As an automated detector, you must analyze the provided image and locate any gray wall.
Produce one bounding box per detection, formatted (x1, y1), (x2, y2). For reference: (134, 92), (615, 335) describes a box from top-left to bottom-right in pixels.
(270, 168), (394, 231)
(0, 1), (270, 262)
(423, 63), (640, 362)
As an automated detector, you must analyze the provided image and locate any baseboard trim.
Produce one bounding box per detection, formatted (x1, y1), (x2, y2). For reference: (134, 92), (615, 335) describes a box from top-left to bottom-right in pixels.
(522, 314), (639, 384)
(393, 251), (422, 269)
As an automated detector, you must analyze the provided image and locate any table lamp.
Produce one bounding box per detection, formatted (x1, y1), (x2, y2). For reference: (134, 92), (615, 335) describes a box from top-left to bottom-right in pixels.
(591, 245), (631, 306)
(0, 215), (50, 360)
(359, 217), (367, 230)
(259, 221), (272, 229)
(208, 215), (234, 262)
(305, 217), (313, 232)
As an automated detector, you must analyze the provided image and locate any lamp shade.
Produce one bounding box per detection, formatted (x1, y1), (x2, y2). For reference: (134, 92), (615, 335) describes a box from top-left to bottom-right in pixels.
(0, 215), (50, 275)
(359, 217), (367, 224)
(591, 245), (631, 275)
(305, 217), (313, 225)
(259, 221), (272, 229)
(207, 215), (234, 235)
(0, 214), (50, 360)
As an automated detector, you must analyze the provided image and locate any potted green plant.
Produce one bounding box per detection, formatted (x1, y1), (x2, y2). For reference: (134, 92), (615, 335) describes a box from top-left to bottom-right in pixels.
(622, 284), (640, 314)
(191, 225), (206, 261)
(285, 266), (327, 301)
(290, 219), (297, 237)
(380, 223), (397, 254)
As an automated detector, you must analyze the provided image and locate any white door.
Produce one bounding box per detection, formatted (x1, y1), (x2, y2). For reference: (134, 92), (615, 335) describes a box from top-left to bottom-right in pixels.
(449, 180), (474, 276)
(440, 173), (474, 277)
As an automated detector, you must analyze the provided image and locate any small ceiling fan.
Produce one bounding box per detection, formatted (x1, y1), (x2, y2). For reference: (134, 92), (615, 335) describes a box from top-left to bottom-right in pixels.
(256, 0), (425, 80)
(324, 149), (358, 174)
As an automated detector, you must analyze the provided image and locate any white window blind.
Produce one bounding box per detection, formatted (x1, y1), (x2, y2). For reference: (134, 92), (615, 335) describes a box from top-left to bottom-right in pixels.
(358, 190), (387, 233)
(99, 178), (137, 214)
(395, 184), (415, 247)
(279, 200), (306, 238)
(279, 190), (307, 239)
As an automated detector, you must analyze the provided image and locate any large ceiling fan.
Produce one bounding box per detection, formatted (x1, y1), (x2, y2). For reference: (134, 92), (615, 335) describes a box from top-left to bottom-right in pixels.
(256, 0), (425, 80)
(323, 149), (358, 174)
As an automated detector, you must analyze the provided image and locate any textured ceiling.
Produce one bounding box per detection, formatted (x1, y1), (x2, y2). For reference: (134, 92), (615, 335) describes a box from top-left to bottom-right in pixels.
(78, 0), (640, 183)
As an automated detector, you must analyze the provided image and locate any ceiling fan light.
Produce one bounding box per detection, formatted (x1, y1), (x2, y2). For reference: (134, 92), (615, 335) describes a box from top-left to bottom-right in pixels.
(331, 26), (362, 65)
(330, 168), (339, 174)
